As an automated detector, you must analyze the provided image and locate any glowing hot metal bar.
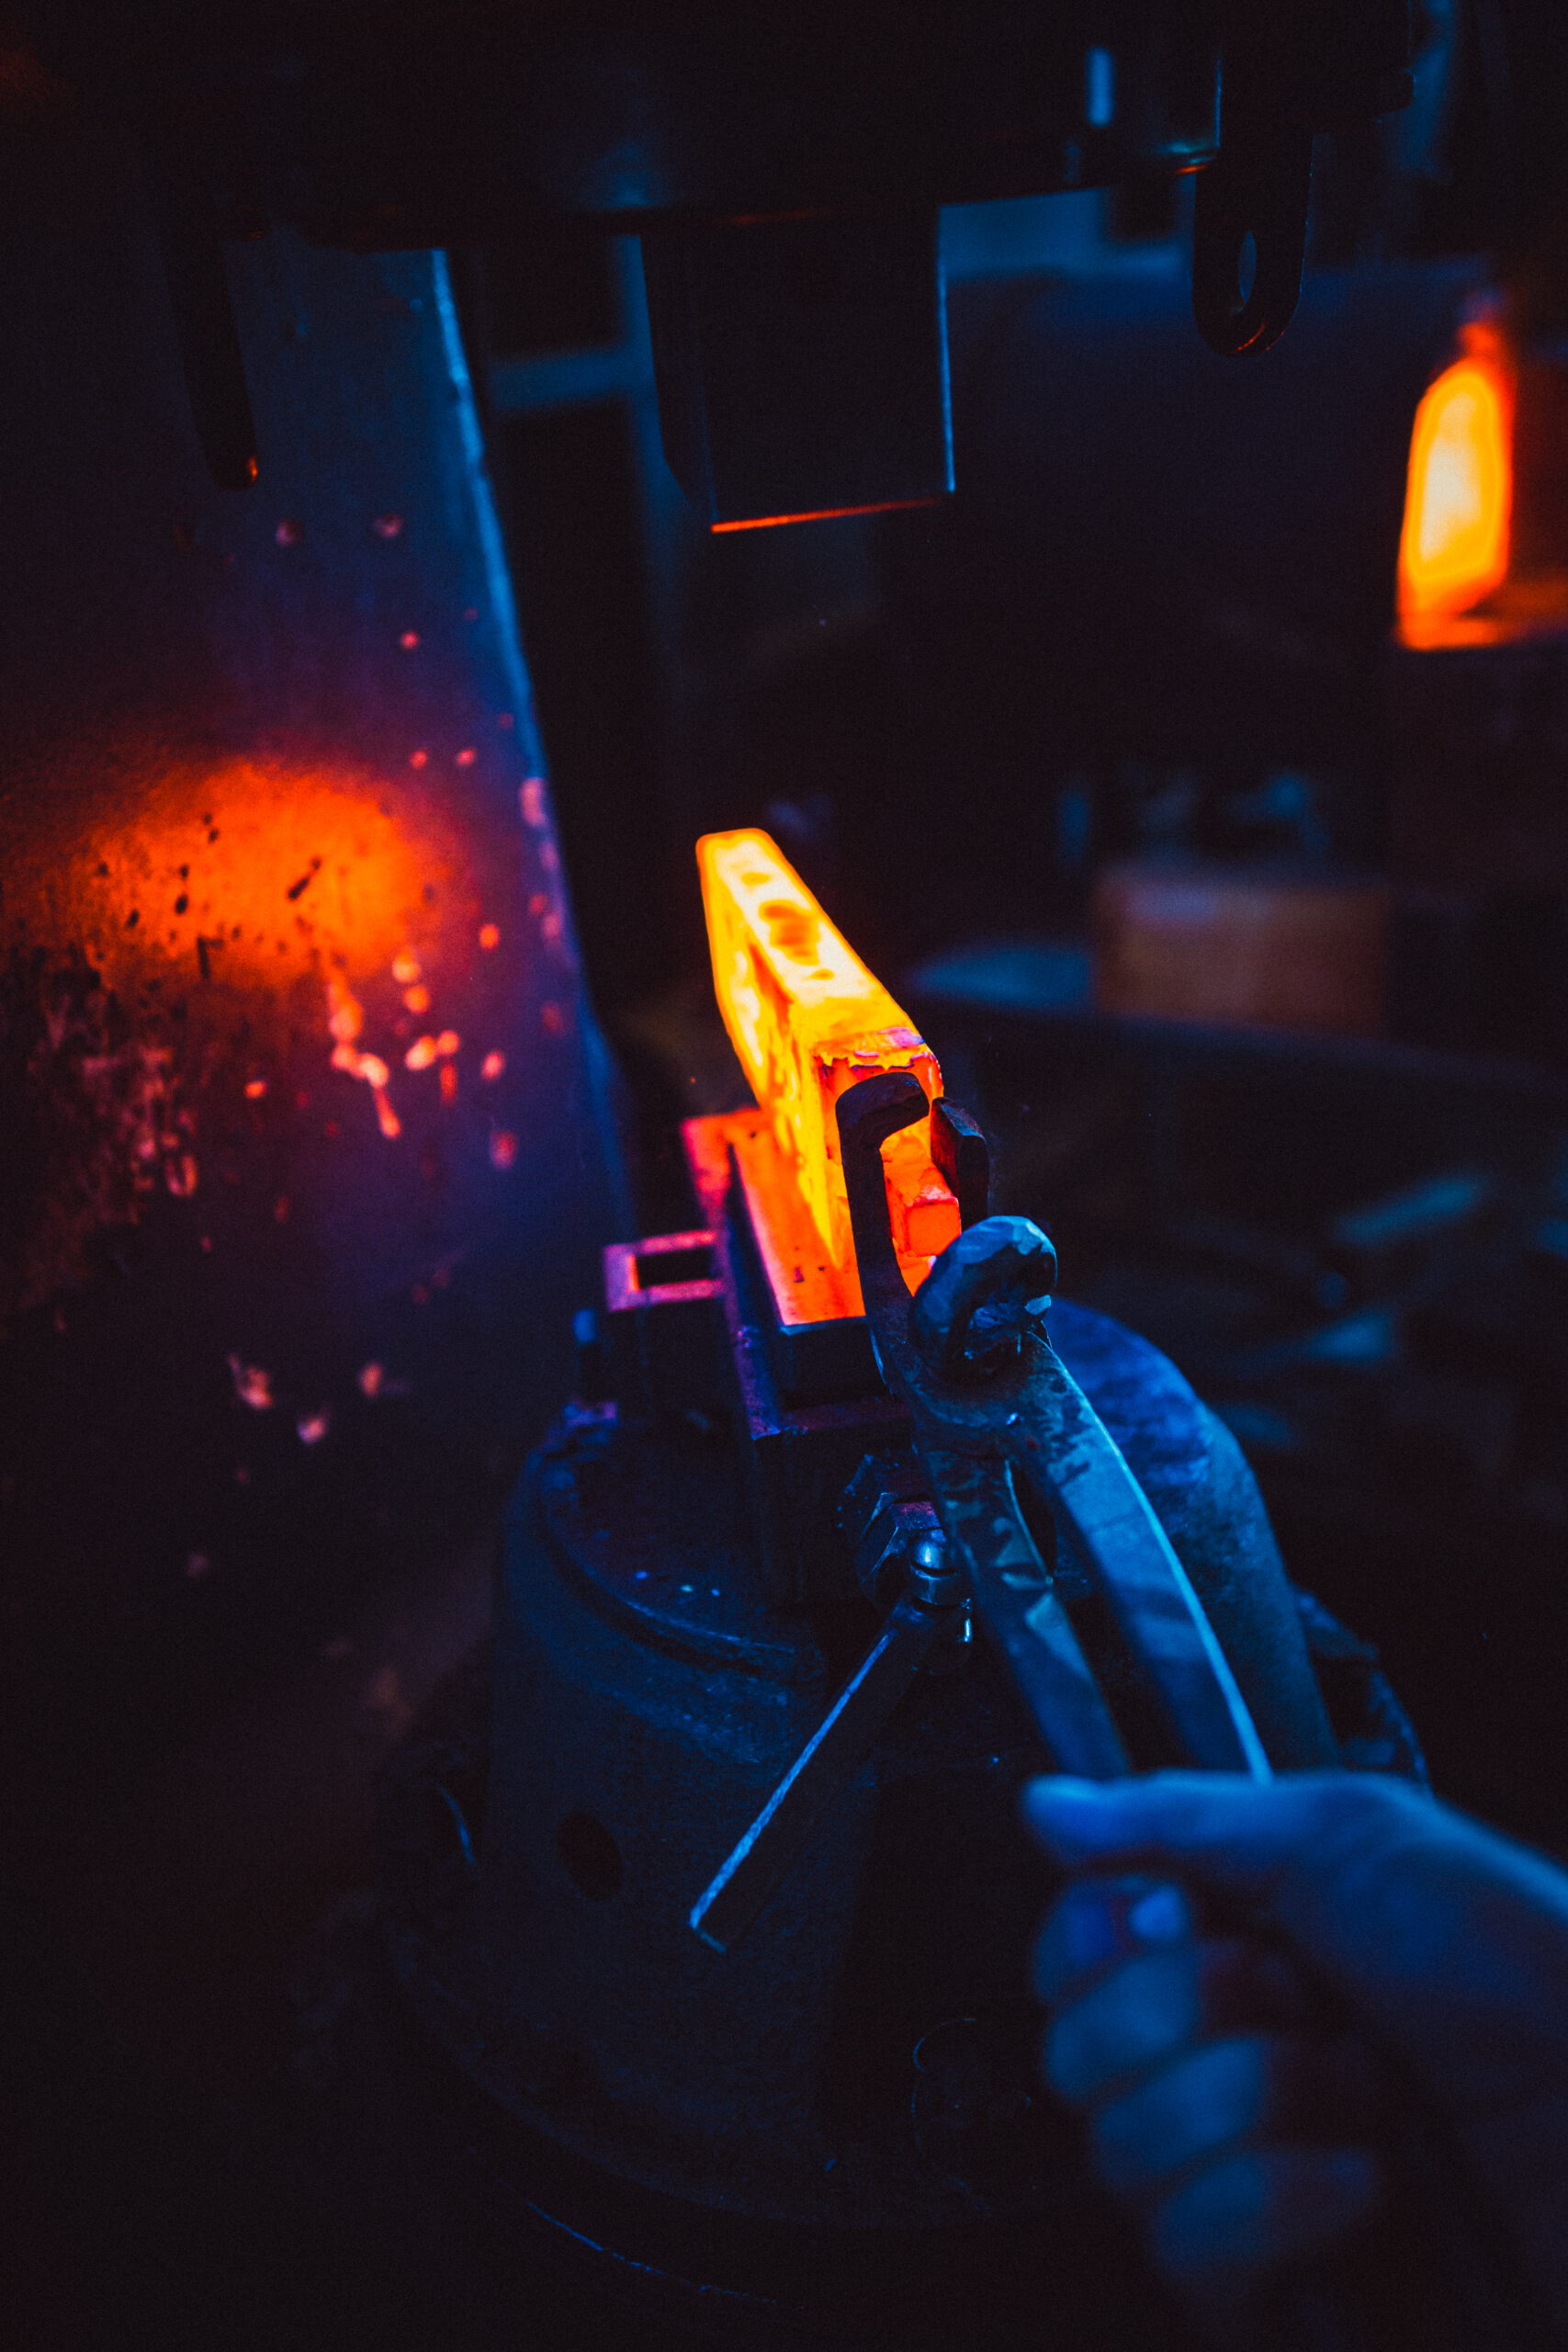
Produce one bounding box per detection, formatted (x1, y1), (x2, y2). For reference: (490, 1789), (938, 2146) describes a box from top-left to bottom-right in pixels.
(696, 829), (959, 1291)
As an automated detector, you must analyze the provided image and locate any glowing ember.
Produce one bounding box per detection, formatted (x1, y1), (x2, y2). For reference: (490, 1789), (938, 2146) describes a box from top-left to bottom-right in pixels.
(405, 1035), (439, 1070)
(409, 749), (429, 769)
(328, 974), (365, 1046)
(478, 922), (500, 951)
(520, 779), (547, 828)
(440, 1063), (458, 1104)
(455, 747), (477, 768)
(1399, 323), (1513, 639)
(326, 976), (402, 1133)
(372, 514), (404, 539)
(165, 1153), (198, 1196)
(480, 1051), (504, 1080)
(696, 828), (960, 1283)
(490, 1126), (518, 1169)
(403, 985), (431, 1013)
(297, 1408), (331, 1444)
(391, 952), (422, 985)
(399, 629), (421, 650)
(434, 1029), (459, 1057)
(228, 1355), (274, 1409)
(357, 1361), (384, 1396)
(244, 1078), (267, 1099)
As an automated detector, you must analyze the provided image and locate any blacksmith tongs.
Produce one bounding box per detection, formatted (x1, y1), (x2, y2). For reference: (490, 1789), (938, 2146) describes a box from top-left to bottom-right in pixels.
(690, 1070), (1269, 1959)
(833, 1068), (1272, 1791)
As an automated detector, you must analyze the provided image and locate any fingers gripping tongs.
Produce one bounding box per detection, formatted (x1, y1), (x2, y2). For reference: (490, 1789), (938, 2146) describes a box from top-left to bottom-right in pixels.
(689, 1072), (1269, 1957)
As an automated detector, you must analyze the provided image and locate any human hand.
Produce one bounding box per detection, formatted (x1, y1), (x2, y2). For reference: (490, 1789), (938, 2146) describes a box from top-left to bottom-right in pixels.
(1022, 1772), (1568, 2345)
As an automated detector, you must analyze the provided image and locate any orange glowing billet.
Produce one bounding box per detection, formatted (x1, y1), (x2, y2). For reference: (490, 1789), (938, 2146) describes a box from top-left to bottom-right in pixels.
(696, 829), (959, 1283)
(1398, 324), (1513, 639)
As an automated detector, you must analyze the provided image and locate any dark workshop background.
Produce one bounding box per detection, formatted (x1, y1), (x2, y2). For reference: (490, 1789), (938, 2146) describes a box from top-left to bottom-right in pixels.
(8, 1), (1568, 2346)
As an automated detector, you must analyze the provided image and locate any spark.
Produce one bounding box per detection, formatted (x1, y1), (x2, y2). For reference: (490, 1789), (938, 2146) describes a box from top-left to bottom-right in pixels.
(228, 1355), (274, 1410)
(328, 974), (364, 1046)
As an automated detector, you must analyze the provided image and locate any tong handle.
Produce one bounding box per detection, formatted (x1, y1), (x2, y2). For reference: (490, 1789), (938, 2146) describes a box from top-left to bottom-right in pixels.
(690, 1580), (963, 1953)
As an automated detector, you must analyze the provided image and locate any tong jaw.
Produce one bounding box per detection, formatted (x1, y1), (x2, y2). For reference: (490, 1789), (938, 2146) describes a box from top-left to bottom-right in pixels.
(839, 1073), (1056, 1419)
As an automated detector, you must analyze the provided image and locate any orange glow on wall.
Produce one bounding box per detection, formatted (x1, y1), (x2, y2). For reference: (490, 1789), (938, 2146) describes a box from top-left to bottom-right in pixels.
(15, 757), (468, 1011)
(1398, 326), (1514, 640)
(0, 743), (483, 1302)
(696, 829), (959, 1286)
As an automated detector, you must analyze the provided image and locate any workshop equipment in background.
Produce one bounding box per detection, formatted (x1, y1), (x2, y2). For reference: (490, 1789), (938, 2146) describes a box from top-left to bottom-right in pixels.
(1090, 862), (1389, 1034)
(374, 842), (1416, 2346)
(26, 0), (1414, 525)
